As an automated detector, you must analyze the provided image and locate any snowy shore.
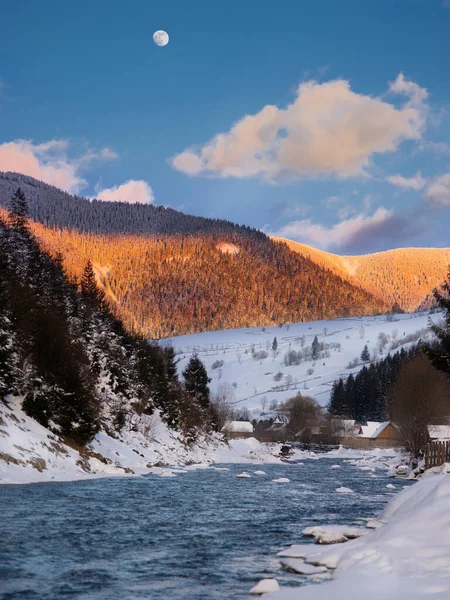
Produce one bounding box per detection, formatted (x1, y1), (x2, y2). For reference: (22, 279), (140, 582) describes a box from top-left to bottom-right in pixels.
(268, 466), (450, 599)
(0, 398), (283, 485)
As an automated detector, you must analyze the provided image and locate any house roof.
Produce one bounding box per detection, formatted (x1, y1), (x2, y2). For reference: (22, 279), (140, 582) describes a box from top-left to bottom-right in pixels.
(428, 425), (450, 440)
(360, 421), (382, 438)
(221, 421), (254, 433)
(370, 421), (394, 439)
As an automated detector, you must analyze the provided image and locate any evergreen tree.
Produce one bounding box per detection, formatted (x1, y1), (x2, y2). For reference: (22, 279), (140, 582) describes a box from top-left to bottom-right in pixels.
(182, 353), (214, 428)
(80, 259), (107, 311)
(8, 187), (29, 234)
(426, 267), (450, 376)
(361, 344), (370, 363)
(328, 379), (349, 417)
(0, 222), (15, 400)
(272, 337), (278, 352)
(344, 373), (356, 418)
(312, 335), (320, 360)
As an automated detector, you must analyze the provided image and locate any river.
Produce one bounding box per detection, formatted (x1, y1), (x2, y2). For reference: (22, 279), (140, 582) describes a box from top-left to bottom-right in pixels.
(0, 458), (409, 599)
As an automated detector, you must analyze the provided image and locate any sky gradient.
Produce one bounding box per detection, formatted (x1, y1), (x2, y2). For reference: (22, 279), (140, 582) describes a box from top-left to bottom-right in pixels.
(1, 0), (450, 253)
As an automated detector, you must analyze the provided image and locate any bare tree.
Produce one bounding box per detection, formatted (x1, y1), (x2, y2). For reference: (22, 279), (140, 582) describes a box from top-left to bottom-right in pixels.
(389, 355), (450, 457)
(281, 394), (324, 441)
(211, 382), (235, 431)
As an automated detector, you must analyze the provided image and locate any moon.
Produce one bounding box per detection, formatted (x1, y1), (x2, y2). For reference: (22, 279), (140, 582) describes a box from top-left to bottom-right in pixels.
(153, 30), (169, 47)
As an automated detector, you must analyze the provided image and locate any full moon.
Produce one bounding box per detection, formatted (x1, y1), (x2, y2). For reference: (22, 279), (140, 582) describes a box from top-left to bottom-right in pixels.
(153, 30), (169, 47)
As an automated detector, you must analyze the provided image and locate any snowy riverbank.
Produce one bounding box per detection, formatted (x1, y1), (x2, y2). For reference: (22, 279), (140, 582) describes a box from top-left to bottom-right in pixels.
(0, 398), (283, 485)
(268, 466), (450, 599)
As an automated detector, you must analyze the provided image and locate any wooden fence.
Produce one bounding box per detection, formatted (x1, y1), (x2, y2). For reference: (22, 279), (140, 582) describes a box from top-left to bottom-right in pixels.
(425, 441), (450, 469)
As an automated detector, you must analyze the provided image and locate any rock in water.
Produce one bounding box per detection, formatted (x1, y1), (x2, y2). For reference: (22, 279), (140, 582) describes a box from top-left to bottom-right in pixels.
(249, 579), (280, 595)
(335, 486), (354, 493)
(280, 558), (327, 575)
(277, 544), (307, 558)
(315, 531), (348, 545)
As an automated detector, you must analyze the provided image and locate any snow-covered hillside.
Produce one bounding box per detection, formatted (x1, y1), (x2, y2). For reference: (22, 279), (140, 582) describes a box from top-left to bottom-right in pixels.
(165, 311), (439, 412)
(0, 398), (282, 485)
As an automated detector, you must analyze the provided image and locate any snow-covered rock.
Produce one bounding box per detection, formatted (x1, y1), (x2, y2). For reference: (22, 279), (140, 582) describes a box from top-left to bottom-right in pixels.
(272, 477), (290, 483)
(250, 578), (280, 595)
(236, 472), (252, 478)
(315, 532), (348, 545)
(277, 545), (308, 559)
(303, 525), (365, 539)
(335, 486), (354, 494)
(280, 559), (327, 575)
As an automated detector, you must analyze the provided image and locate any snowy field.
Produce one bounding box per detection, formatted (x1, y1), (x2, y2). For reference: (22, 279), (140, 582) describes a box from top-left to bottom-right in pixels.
(165, 311), (439, 412)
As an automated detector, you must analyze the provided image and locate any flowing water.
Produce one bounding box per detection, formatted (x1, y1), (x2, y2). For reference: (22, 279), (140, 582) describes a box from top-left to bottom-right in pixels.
(0, 458), (410, 599)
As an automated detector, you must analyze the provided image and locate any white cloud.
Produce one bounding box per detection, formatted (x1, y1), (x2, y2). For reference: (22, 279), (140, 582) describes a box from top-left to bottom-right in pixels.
(268, 207), (399, 251)
(386, 171), (426, 191)
(0, 139), (117, 194)
(172, 74), (428, 181)
(96, 180), (155, 204)
(425, 173), (450, 207)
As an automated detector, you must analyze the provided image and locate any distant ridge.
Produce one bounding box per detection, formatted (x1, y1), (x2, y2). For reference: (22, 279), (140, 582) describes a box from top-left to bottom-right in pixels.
(0, 172), (387, 338)
(273, 237), (450, 312)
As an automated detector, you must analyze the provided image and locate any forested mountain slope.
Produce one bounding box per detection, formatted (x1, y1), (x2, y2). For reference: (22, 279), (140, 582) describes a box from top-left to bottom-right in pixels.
(0, 173), (388, 338)
(0, 192), (216, 447)
(0, 171), (261, 236)
(274, 237), (450, 312)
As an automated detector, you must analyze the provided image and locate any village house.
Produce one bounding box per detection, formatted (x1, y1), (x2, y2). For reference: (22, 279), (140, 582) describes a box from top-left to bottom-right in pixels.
(341, 420), (403, 449)
(260, 415), (288, 442)
(427, 424), (450, 442)
(221, 421), (254, 440)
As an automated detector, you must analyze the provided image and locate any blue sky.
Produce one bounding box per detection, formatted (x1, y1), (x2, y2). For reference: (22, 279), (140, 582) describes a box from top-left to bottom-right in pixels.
(1, 0), (449, 253)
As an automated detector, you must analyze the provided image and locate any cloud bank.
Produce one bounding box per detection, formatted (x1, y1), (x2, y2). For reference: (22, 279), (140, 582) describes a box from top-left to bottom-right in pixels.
(387, 171), (426, 190)
(172, 74), (428, 181)
(0, 139), (117, 194)
(425, 173), (450, 207)
(269, 206), (418, 254)
(96, 180), (155, 204)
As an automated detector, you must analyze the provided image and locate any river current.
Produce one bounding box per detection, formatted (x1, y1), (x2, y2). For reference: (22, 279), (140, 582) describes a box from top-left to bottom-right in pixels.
(0, 458), (409, 599)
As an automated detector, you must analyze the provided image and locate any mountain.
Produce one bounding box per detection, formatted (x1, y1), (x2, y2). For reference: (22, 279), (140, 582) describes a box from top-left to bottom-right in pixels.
(273, 237), (450, 313)
(0, 200), (217, 447)
(0, 172), (388, 338)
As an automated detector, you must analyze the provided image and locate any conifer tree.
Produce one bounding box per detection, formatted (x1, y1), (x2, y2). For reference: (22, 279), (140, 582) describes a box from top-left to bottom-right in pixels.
(272, 337), (278, 353)
(0, 223), (15, 400)
(182, 353), (214, 427)
(361, 344), (370, 363)
(312, 335), (320, 360)
(427, 268), (450, 376)
(8, 187), (29, 234)
(328, 379), (348, 417)
(80, 259), (107, 311)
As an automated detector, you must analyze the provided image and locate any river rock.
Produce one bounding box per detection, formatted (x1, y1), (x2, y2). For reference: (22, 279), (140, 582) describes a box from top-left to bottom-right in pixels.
(280, 558), (327, 575)
(249, 579), (280, 595)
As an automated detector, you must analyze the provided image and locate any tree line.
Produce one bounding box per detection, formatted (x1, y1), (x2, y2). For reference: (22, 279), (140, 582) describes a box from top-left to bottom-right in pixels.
(327, 269), (450, 456)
